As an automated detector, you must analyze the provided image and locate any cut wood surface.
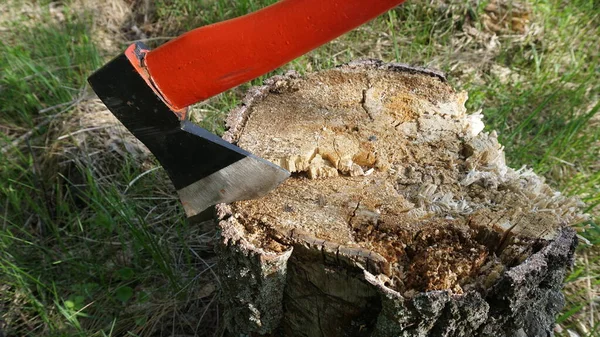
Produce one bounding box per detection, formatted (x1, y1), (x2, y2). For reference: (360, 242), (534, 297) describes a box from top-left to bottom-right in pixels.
(216, 60), (585, 337)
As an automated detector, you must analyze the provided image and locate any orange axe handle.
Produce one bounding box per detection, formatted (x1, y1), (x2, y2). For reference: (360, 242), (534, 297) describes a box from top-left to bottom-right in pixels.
(141, 0), (406, 111)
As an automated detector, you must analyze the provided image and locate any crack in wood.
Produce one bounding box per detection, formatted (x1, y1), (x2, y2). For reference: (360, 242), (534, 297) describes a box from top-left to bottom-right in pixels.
(360, 88), (375, 121)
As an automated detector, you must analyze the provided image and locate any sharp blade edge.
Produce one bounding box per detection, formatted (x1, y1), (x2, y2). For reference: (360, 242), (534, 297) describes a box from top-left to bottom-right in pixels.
(177, 155), (290, 218)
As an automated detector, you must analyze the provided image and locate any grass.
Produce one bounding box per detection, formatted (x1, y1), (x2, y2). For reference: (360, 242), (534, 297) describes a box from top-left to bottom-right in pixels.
(0, 12), (100, 127)
(0, 0), (598, 336)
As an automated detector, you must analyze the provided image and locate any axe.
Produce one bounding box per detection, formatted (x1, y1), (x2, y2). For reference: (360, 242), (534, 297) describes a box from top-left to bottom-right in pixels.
(88, 0), (405, 220)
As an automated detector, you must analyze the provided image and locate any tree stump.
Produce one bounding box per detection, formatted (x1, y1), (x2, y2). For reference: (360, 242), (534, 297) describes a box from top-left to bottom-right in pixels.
(215, 60), (585, 337)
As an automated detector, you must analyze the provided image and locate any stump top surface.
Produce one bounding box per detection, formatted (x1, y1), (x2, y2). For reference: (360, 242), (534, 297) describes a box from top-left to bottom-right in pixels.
(222, 62), (583, 293)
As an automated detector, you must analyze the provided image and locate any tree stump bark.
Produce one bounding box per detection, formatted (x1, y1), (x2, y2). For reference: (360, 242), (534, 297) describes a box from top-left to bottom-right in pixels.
(215, 60), (585, 337)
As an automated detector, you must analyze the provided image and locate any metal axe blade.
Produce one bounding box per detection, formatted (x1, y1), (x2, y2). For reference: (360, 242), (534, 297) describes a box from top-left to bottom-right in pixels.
(88, 44), (289, 218)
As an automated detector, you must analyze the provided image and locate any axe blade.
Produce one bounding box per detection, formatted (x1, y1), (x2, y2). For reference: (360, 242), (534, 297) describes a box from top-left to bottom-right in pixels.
(88, 43), (289, 218)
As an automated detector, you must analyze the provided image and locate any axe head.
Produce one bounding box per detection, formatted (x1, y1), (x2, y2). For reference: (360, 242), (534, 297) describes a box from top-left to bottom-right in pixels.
(88, 42), (289, 219)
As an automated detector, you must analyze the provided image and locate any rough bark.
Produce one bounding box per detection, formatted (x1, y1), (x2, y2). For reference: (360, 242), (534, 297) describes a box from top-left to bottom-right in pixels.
(215, 60), (585, 337)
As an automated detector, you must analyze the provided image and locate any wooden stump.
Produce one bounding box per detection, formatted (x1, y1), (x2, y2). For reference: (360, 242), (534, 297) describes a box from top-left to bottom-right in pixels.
(215, 60), (585, 337)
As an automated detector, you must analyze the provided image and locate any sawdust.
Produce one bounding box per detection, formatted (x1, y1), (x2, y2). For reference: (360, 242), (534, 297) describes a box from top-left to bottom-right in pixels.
(226, 62), (586, 295)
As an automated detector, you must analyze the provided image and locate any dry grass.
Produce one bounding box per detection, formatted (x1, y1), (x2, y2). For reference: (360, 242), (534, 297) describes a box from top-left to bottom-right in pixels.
(71, 0), (132, 53)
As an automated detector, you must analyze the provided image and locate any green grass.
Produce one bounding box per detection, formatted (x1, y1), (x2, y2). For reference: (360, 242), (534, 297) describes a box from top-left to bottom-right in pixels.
(0, 3), (218, 336)
(0, 14), (101, 127)
(155, 0), (278, 36)
(1, 0), (598, 336)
